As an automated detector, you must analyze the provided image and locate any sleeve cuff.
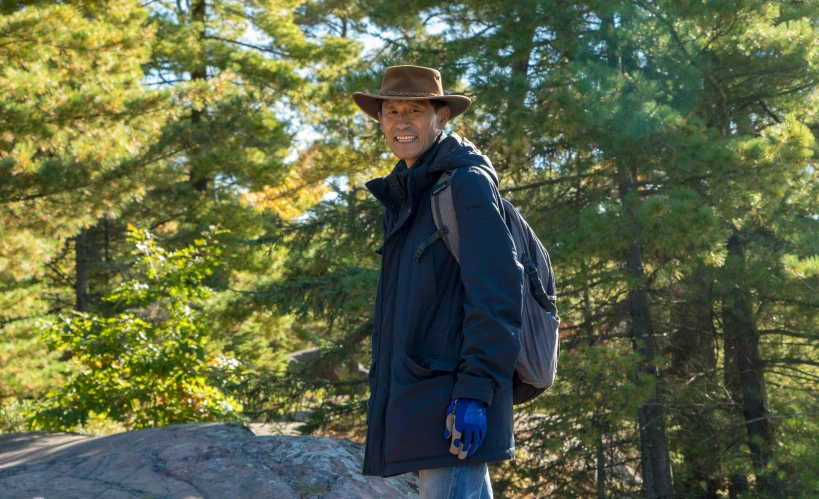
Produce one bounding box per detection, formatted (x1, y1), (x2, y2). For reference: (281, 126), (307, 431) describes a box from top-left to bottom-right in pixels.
(453, 375), (495, 407)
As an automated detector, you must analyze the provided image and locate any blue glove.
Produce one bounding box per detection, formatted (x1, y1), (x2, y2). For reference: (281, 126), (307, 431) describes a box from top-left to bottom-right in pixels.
(443, 398), (487, 459)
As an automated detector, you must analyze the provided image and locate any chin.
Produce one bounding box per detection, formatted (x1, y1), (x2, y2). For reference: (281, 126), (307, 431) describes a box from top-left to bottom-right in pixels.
(402, 142), (424, 153)
(391, 147), (420, 160)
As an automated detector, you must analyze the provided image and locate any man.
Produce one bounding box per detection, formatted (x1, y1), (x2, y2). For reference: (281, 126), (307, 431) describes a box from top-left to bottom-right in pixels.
(354, 65), (524, 499)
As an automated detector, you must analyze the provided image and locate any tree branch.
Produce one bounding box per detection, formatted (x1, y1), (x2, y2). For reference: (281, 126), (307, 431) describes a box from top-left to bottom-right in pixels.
(501, 173), (594, 193)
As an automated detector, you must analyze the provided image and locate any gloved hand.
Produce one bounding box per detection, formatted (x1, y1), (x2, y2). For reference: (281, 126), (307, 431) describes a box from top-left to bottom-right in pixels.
(443, 398), (487, 459)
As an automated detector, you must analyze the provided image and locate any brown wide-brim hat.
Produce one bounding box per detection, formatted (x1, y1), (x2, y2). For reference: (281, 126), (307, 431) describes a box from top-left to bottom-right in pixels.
(352, 65), (472, 121)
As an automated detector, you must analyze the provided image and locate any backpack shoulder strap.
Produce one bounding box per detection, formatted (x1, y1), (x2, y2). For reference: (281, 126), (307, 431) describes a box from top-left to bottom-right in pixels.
(430, 170), (461, 264)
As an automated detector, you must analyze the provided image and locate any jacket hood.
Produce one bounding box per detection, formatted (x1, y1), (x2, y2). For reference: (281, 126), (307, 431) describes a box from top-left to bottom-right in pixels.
(426, 132), (498, 187)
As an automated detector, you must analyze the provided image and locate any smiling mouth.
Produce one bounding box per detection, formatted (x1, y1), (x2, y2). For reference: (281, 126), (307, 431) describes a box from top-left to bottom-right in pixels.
(395, 135), (417, 143)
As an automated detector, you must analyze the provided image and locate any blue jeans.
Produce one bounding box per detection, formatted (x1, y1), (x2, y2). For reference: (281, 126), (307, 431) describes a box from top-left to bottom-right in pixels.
(418, 463), (494, 499)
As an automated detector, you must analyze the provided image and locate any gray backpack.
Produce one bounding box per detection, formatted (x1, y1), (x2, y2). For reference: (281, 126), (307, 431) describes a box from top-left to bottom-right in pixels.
(418, 169), (560, 406)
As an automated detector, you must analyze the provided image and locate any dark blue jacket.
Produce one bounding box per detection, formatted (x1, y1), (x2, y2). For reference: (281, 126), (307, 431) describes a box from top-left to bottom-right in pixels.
(362, 132), (525, 477)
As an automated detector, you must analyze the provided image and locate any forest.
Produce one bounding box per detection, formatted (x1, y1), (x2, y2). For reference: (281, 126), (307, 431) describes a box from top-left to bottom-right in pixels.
(1, 0), (819, 497)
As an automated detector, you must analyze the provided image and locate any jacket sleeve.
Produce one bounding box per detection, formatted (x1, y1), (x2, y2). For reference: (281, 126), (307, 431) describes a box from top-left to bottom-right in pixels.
(450, 167), (524, 407)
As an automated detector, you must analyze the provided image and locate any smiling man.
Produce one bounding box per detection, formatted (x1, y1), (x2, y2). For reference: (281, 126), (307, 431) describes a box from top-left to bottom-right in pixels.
(354, 66), (524, 499)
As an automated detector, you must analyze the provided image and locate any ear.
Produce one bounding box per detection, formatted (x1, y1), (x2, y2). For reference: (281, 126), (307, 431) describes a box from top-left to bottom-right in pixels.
(437, 105), (451, 128)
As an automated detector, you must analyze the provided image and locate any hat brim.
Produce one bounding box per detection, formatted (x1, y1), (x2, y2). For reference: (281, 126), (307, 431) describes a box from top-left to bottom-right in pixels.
(352, 93), (472, 122)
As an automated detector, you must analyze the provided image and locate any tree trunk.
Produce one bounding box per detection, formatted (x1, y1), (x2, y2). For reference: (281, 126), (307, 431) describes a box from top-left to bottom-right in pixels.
(103, 215), (111, 279)
(669, 273), (716, 377)
(74, 228), (88, 313)
(62, 227), (90, 361)
(722, 229), (781, 496)
(668, 273), (722, 498)
(596, 430), (606, 499)
(583, 259), (609, 499)
(728, 473), (749, 499)
(501, 9), (536, 182)
(626, 238), (675, 499)
(607, 10), (674, 497)
(189, 0), (210, 194)
(637, 408), (655, 499)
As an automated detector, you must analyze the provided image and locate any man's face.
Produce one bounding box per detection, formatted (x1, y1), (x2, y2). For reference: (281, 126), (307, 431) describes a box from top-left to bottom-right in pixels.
(378, 99), (450, 168)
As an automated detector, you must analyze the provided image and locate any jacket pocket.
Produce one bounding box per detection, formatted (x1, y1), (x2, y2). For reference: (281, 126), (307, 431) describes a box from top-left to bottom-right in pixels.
(404, 347), (461, 378)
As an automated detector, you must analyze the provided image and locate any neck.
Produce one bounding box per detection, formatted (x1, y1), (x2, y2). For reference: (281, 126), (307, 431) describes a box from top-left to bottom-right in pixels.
(405, 131), (443, 169)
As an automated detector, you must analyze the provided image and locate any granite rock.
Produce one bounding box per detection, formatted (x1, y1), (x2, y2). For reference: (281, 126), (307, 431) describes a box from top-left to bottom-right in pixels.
(0, 423), (419, 499)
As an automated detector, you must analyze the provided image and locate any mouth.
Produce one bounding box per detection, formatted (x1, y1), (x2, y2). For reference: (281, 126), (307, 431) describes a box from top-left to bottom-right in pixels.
(395, 135), (417, 144)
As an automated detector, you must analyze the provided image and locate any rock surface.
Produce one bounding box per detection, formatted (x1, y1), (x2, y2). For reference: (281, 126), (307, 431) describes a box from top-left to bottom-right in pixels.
(0, 423), (419, 499)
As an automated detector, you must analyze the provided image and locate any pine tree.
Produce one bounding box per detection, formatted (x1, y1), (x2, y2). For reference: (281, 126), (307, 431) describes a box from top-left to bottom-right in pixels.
(2, 0), (359, 429)
(117, 0), (362, 372)
(0, 0), (171, 403)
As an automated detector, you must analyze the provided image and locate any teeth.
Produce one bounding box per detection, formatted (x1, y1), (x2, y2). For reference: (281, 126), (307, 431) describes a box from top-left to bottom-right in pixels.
(396, 135), (416, 143)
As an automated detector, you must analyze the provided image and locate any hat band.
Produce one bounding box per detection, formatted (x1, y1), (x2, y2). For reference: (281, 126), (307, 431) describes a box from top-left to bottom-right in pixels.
(378, 90), (442, 97)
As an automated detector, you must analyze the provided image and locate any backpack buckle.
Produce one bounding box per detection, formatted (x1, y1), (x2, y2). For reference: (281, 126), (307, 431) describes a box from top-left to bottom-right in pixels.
(523, 259), (538, 277)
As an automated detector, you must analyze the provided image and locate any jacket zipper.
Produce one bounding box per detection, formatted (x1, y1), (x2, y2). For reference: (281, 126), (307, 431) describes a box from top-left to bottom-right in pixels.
(384, 206), (412, 244)
(383, 174), (414, 244)
(368, 181), (414, 475)
(380, 200), (412, 473)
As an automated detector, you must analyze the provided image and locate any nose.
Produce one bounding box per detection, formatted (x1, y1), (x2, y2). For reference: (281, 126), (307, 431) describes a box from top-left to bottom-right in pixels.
(394, 110), (414, 128)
